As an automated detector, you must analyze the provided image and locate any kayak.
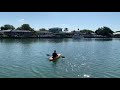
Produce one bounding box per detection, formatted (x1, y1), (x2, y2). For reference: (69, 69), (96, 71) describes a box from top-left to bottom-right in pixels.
(49, 54), (61, 61)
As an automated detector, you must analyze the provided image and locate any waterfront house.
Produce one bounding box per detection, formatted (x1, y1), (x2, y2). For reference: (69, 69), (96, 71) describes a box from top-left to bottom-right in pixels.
(113, 32), (120, 38)
(71, 31), (84, 38)
(0, 30), (12, 37)
(37, 30), (54, 38)
(61, 32), (73, 38)
(10, 30), (34, 37)
(49, 27), (62, 33)
(0, 30), (34, 38)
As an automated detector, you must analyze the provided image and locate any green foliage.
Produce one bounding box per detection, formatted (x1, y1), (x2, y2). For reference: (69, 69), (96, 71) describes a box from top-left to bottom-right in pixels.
(1, 24), (15, 30)
(21, 24), (32, 30)
(16, 27), (21, 30)
(64, 28), (68, 32)
(80, 29), (94, 34)
(95, 26), (113, 37)
(1, 26), (4, 30)
(16, 24), (34, 31)
(39, 28), (47, 31)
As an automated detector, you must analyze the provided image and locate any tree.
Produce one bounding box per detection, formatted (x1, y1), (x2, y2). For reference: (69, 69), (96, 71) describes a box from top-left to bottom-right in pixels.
(16, 27), (21, 30)
(1, 26), (4, 30)
(16, 24), (34, 31)
(1, 24), (15, 30)
(80, 29), (94, 34)
(31, 28), (35, 31)
(95, 28), (101, 35)
(95, 26), (113, 37)
(21, 24), (32, 30)
(39, 28), (47, 31)
(64, 28), (68, 32)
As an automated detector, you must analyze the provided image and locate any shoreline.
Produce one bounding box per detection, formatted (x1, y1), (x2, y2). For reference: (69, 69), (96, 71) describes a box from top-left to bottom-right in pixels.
(0, 37), (118, 39)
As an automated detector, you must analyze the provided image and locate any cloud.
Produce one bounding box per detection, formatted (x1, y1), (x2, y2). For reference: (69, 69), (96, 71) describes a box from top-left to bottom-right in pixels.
(18, 19), (25, 22)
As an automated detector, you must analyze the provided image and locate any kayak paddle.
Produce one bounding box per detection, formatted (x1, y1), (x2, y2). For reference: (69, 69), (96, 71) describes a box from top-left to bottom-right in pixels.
(46, 54), (65, 58)
(46, 54), (51, 56)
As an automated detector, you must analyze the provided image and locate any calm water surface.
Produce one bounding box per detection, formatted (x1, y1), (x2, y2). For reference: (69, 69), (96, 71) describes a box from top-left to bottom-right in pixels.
(0, 38), (120, 78)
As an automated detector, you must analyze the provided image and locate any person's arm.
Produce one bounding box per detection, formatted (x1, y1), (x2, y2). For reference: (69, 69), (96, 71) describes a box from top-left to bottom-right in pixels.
(56, 53), (58, 56)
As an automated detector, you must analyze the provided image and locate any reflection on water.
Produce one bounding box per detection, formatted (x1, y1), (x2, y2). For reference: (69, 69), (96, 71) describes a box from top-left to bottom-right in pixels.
(0, 38), (71, 44)
(1, 38), (113, 44)
(46, 39), (65, 43)
(46, 38), (70, 43)
(0, 38), (40, 44)
(94, 38), (113, 41)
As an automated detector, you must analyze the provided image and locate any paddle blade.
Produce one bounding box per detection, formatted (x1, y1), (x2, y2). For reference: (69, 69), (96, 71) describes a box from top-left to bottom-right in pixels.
(46, 54), (50, 56)
(61, 56), (65, 58)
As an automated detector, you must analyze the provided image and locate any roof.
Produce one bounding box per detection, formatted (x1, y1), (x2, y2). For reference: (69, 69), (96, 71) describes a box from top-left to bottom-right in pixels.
(49, 27), (62, 29)
(37, 31), (52, 33)
(11, 30), (32, 32)
(0, 30), (32, 33)
(0, 30), (12, 33)
(113, 32), (120, 35)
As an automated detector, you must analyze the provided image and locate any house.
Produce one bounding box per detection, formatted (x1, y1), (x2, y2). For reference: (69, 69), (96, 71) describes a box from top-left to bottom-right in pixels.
(0, 30), (34, 38)
(60, 32), (73, 38)
(71, 31), (84, 38)
(11, 30), (34, 37)
(0, 30), (12, 37)
(37, 30), (54, 38)
(49, 27), (62, 33)
(113, 32), (120, 38)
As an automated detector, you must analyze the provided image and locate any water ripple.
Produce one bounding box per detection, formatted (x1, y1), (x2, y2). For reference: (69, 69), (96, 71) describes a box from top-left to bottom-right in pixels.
(0, 38), (120, 78)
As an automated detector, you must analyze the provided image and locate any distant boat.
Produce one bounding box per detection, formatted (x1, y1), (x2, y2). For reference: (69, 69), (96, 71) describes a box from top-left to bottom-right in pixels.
(72, 34), (84, 39)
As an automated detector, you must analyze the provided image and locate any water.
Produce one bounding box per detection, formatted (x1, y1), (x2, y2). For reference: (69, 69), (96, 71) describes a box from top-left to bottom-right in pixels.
(0, 38), (120, 78)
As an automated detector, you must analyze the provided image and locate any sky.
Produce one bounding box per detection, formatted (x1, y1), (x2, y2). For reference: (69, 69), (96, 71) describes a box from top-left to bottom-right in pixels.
(0, 12), (120, 31)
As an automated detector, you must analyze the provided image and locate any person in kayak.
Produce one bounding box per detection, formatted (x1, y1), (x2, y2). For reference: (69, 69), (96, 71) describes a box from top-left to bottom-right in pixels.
(52, 50), (58, 58)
